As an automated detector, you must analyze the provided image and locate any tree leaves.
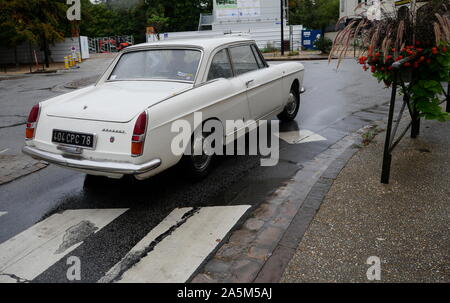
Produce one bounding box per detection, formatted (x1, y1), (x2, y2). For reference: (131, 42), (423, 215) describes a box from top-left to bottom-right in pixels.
(289, 0), (339, 30)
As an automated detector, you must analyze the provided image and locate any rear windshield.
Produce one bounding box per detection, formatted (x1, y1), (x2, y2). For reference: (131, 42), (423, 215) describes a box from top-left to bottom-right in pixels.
(109, 49), (201, 82)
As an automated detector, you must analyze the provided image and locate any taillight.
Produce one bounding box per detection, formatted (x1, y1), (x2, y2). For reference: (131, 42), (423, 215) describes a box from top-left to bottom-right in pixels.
(131, 111), (147, 157)
(26, 104), (40, 140)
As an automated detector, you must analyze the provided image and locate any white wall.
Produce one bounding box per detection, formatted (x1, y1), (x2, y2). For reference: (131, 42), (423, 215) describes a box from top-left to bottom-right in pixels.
(339, 0), (396, 20)
(148, 25), (303, 51)
(0, 37), (81, 65)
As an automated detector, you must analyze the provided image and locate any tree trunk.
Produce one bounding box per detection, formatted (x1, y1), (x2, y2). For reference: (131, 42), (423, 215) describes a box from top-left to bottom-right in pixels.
(14, 46), (18, 67)
(42, 35), (50, 68)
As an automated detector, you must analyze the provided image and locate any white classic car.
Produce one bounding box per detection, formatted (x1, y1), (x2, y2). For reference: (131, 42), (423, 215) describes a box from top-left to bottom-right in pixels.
(23, 36), (305, 180)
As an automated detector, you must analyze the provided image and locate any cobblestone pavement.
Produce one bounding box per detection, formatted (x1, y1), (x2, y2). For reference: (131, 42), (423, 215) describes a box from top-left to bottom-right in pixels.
(281, 118), (449, 283)
(190, 122), (371, 283)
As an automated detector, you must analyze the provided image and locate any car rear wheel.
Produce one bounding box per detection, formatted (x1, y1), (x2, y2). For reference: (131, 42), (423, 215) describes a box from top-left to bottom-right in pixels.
(277, 85), (300, 122)
(182, 130), (214, 180)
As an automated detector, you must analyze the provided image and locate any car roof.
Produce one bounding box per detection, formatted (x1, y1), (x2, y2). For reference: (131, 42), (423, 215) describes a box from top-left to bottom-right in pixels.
(126, 35), (255, 52)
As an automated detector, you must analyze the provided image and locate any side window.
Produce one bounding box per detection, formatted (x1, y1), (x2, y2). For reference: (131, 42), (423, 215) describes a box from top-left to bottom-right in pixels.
(207, 49), (233, 81)
(229, 45), (260, 76)
(251, 44), (266, 68)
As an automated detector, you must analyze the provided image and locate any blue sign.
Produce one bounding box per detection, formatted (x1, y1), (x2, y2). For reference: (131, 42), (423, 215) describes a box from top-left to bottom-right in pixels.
(301, 30), (323, 50)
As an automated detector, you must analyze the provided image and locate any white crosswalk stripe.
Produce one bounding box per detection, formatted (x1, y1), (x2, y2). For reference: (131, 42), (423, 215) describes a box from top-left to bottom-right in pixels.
(99, 205), (251, 283)
(276, 129), (327, 144)
(0, 212), (7, 218)
(0, 208), (127, 283)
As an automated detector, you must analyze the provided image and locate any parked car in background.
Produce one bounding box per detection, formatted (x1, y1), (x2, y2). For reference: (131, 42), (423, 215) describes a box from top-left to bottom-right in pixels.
(23, 36), (305, 180)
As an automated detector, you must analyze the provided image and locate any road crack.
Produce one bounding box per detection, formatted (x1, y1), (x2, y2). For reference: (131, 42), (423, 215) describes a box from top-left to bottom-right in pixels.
(0, 272), (32, 283)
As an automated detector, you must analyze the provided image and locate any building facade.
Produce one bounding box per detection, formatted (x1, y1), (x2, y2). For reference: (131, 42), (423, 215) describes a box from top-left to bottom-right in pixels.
(339, 0), (433, 20)
(211, 0), (288, 32)
(151, 0), (303, 51)
(339, 0), (396, 20)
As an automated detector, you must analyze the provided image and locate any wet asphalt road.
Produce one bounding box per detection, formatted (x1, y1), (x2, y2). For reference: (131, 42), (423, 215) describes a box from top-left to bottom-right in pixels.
(0, 59), (391, 282)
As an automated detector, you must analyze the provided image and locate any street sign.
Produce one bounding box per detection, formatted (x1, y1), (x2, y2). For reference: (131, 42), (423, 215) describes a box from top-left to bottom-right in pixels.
(301, 30), (322, 50)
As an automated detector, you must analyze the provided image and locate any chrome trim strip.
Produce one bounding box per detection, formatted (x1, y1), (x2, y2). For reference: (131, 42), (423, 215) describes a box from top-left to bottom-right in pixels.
(22, 146), (161, 175)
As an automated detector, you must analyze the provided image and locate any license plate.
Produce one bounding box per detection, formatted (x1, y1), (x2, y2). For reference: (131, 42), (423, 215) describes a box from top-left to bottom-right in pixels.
(52, 129), (95, 149)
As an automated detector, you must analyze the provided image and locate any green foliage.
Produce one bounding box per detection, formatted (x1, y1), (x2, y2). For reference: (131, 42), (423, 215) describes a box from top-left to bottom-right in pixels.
(289, 0), (339, 30)
(362, 43), (450, 122)
(0, 0), (67, 47)
(79, 0), (212, 43)
(406, 45), (449, 122)
(313, 36), (332, 54)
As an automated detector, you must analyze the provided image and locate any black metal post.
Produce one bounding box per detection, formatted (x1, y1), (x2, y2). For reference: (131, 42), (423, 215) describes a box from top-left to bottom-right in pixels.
(381, 71), (398, 184)
(446, 74), (450, 113)
(411, 112), (420, 138)
(280, 0), (284, 56)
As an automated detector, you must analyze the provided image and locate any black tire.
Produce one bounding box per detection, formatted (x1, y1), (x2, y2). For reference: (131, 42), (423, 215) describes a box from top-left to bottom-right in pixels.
(277, 84), (300, 122)
(83, 174), (109, 188)
(181, 129), (215, 180)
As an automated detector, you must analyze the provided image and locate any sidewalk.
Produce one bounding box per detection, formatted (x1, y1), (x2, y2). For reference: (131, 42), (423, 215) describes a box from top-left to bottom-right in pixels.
(263, 50), (329, 61)
(281, 119), (449, 282)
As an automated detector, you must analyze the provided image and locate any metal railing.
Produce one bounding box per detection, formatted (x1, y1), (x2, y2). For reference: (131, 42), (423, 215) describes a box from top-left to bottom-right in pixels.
(88, 36), (134, 54)
(381, 56), (450, 184)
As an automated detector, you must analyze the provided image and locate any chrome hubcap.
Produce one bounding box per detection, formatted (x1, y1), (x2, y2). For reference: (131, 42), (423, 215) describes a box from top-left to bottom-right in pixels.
(191, 134), (211, 171)
(286, 92), (297, 116)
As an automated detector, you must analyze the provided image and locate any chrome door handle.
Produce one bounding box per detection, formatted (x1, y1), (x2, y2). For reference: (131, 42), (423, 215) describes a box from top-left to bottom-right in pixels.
(245, 79), (254, 87)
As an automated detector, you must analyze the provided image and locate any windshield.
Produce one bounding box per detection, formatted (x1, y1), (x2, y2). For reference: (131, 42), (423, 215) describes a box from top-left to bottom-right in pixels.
(109, 49), (202, 82)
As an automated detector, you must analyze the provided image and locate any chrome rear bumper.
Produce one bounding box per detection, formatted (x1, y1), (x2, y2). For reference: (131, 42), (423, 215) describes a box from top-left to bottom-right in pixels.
(22, 146), (161, 175)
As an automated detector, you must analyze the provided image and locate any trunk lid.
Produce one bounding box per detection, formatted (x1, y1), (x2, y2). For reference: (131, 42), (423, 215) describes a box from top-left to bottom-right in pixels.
(46, 81), (192, 123)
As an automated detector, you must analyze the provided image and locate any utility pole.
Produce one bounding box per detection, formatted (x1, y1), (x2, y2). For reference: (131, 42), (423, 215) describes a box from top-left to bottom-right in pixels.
(280, 0), (284, 56)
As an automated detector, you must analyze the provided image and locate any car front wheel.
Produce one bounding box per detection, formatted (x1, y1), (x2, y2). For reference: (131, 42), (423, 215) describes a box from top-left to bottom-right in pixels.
(277, 85), (300, 122)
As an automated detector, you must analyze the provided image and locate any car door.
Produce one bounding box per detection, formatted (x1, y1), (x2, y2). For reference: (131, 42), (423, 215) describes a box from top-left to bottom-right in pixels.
(205, 48), (251, 138)
(228, 44), (283, 121)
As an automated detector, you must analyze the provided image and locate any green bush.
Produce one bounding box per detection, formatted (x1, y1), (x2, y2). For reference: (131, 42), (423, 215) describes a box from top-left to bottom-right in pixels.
(313, 36), (332, 54)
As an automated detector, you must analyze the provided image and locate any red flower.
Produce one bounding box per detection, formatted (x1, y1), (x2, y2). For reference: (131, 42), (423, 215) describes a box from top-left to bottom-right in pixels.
(417, 48), (423, 53)
(431, 47), (438, 55)
(419, 56), (425, 62)
(413, 62), (419, 69)
(371, 66), (376, 73)
(388, 66), (393, 71)
(442, 47), (447, 52)
(426, 58), (432, 64)
(396, 55), (404, 61)
(375, 52), (381, 57)
(363, 65), (368, 71)
(415, 41), (421, 46)
(404, 62), (411, 67)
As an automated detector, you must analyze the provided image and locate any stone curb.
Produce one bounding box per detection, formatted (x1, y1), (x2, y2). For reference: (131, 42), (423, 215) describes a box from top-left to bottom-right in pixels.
(190, 125), (375, 283)
(254, 146), (358, 282)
